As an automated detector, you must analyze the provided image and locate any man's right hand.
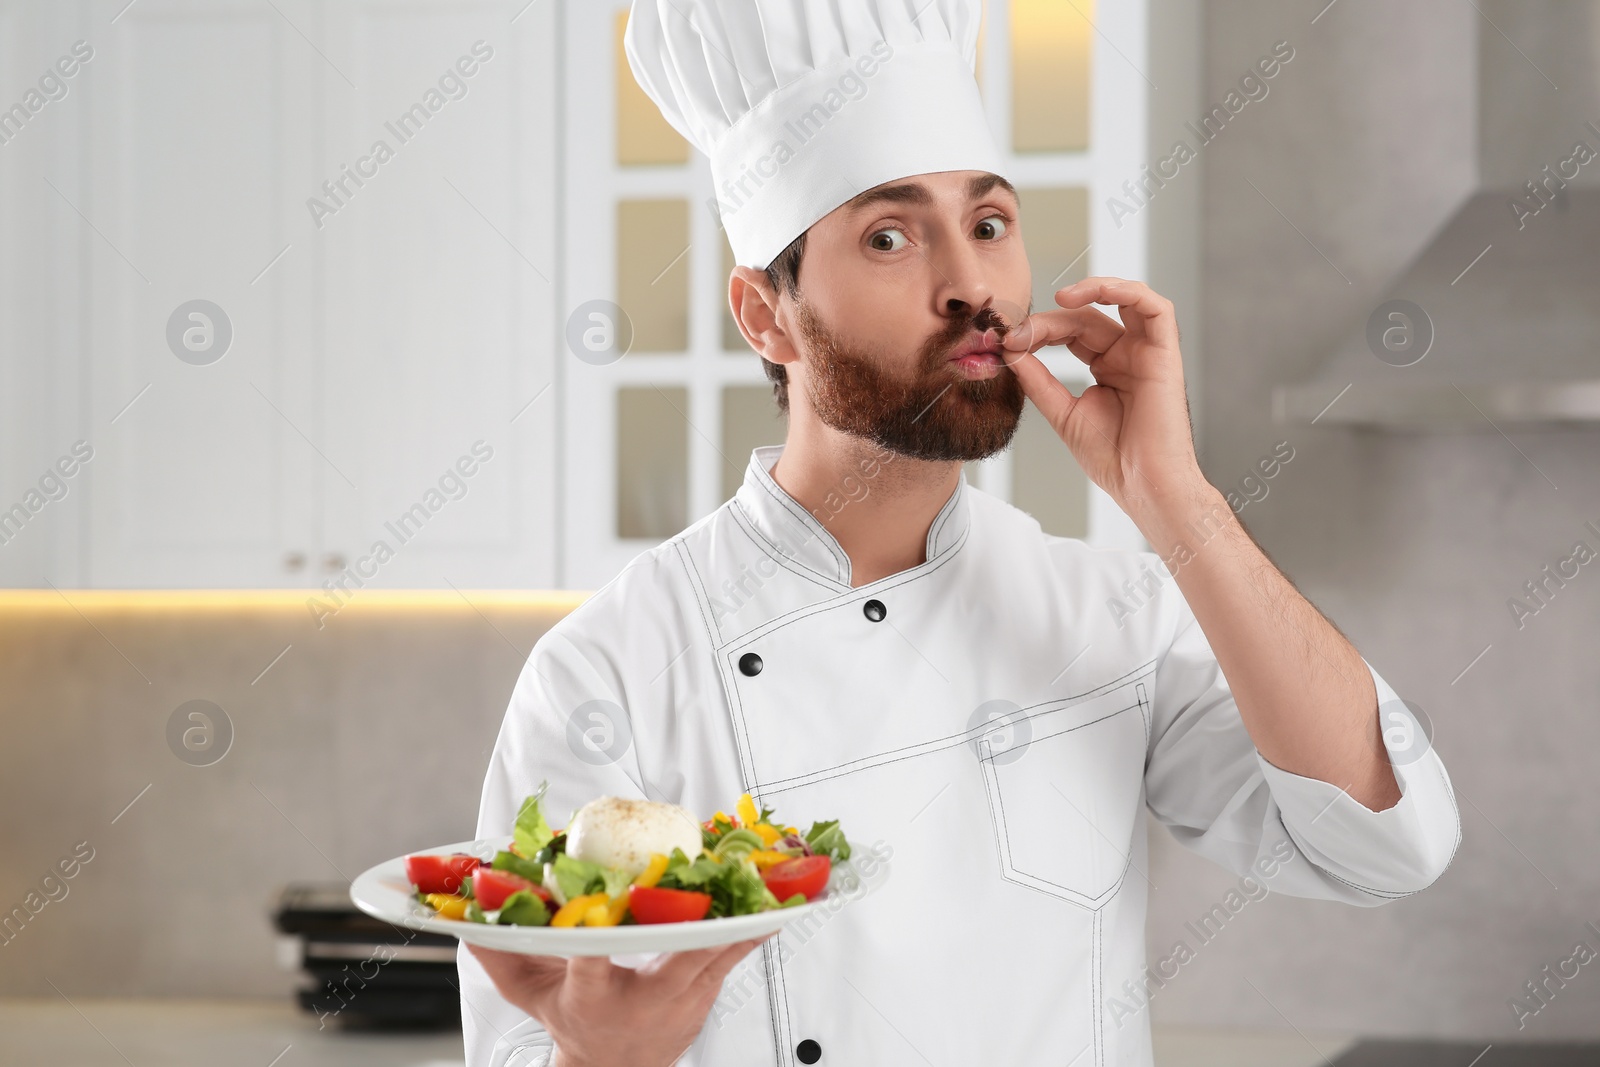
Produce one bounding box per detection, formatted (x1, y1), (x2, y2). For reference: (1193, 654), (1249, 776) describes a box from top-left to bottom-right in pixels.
(467, 935), (772, 1067)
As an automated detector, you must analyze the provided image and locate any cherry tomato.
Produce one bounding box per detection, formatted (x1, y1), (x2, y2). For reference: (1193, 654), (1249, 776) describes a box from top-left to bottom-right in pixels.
(760, 855), (830, 902)
(472, 867), (549, 912)
(627, 885), (713, 924)
(404, 853), (481, 894)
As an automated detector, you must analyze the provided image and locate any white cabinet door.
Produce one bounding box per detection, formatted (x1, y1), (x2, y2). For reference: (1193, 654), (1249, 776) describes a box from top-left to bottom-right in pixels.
(0, 1), (91, 586)
(81, 0), (323, 587)
(14, 0), (558, 589)
(315, 0), (558, 590)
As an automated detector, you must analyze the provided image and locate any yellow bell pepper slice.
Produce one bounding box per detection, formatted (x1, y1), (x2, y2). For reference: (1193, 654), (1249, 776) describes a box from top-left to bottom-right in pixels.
(736, 793), (760, 829)
(635, 853), (669, 889)
(550, 892), (609, 927)
(747, 849), (791, 870)
(583, 893), (630, 927)
(424, 893), (470, 921)
(752, 823), (783, 847)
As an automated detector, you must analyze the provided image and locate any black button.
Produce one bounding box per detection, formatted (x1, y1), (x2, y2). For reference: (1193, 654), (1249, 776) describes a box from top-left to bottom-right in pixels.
(738, 652), (763, 676)
(862, 599), (886, 622)
(796, 1038), (821, 1063)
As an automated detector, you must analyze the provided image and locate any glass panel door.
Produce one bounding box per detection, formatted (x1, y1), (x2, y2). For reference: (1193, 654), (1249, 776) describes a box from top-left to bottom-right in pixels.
(564, 0), (1159, 587)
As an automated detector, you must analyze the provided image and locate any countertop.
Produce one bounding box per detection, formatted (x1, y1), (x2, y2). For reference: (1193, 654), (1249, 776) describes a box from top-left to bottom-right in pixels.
(0, 998), (1359, 1067)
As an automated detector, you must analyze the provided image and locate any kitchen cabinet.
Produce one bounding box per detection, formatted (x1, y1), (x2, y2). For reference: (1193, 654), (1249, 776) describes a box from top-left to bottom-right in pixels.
(0, 0), (557, 588)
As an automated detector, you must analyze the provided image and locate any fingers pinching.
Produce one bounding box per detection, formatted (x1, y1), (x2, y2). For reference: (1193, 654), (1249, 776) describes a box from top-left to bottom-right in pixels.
(998, 306), (1123, 363)
(1057, 276), (1179, 350)
(1007, 352), (1079, 426)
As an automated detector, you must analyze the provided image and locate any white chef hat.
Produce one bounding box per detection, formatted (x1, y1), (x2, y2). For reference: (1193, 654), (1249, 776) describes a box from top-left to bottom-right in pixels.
(624, 0), (1009, 271)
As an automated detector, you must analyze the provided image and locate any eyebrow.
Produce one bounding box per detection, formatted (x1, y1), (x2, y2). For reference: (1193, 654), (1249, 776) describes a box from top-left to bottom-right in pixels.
(842, 172), (1018, 216)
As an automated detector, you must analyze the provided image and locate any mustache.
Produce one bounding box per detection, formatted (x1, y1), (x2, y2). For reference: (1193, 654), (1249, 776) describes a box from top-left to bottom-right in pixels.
(922, 306), (1014, 368)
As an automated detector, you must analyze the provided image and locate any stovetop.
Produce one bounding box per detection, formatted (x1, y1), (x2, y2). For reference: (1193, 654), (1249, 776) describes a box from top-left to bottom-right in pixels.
(1332, 1041), (1600, 1066)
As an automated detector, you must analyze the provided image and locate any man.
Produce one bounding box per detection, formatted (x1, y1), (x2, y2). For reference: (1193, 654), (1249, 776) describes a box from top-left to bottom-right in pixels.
(457, 2), (1460, 1064)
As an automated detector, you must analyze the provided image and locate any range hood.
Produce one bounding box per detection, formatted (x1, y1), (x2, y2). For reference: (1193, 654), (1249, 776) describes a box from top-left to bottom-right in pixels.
(1273, 189), (1600, 428)
(1274, 3), (1600, 430)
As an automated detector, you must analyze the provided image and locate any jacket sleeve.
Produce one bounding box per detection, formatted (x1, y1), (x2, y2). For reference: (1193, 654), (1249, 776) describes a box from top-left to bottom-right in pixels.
(459, 615), (654, 1067)
(1141, 566), (1461, 905)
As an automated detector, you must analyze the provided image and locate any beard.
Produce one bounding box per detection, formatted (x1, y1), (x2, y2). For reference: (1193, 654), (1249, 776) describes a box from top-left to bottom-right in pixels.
(793, 298), (1026, 462)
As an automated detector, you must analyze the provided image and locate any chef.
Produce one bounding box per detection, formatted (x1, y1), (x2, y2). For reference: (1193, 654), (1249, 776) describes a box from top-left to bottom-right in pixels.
(457, 1), (1461, 1064)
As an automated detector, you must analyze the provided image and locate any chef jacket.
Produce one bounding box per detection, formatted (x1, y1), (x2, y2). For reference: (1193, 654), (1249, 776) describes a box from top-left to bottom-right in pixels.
(458, 442), (1461, 1067)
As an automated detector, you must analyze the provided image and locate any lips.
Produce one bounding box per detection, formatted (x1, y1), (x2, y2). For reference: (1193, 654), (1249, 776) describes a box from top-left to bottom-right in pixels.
(948, 329), (1004, 362)
(946, 328), (1009, 381)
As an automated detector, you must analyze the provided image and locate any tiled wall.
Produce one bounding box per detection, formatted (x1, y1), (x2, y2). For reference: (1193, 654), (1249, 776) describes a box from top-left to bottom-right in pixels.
(0, 593), (580, 997)
(1143, 0), (1600, 1040)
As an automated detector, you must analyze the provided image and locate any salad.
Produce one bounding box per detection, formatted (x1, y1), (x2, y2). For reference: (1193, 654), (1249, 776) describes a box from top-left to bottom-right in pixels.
(403, 783), (851, 929)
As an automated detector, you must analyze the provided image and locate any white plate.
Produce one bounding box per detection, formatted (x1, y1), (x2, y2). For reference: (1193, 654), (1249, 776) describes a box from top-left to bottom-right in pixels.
(350, 836), (845, 957)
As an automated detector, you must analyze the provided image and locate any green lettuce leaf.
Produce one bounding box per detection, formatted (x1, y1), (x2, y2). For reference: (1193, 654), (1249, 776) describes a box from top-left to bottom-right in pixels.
(721, 863), (781, 917)
(491, 849), (544, 884)
(532, 830), (567, 869)
(551, 853), (601, 898)
(544, 851), (630, 905)
(513, 783), (555, 858)
(599, 865), (634, 898)
(496, 890), (550, 926)
(551, 853), (606, 900)
(804, 820), (851, 863)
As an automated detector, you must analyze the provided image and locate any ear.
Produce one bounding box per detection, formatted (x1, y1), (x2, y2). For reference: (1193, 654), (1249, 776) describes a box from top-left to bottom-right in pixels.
(728, 266), (800, 368)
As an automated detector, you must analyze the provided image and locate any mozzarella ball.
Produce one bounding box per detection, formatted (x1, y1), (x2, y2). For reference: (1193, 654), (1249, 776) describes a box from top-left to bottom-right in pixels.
(565, 796), (703, 877)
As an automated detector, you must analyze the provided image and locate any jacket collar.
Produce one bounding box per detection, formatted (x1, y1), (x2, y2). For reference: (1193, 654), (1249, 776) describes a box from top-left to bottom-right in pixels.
(732, 443), (971, 589)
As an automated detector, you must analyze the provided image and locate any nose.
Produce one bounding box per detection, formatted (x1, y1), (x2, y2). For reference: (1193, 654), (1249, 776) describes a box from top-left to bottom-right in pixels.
(930, 230), (996, 323)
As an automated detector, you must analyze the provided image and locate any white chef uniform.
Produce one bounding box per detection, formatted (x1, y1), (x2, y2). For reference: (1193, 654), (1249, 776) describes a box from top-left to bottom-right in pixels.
(458, 444), (1462, 1067)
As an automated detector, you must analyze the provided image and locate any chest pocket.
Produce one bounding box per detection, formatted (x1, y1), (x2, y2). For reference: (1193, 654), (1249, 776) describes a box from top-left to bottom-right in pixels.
(978, 677), (1150, 909)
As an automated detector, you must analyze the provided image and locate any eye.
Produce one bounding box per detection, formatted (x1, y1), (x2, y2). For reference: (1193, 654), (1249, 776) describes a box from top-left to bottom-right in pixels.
(868, 227), (908, 252)
(975, 214), (1009, 240)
